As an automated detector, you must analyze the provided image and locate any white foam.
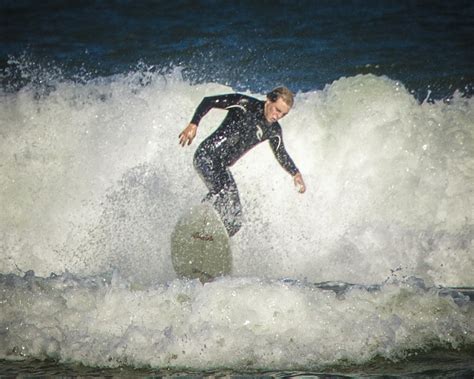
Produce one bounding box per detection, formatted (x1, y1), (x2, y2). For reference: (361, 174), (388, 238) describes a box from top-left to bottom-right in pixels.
(0, 273), (472, 369)
(1, 70), (473, 287)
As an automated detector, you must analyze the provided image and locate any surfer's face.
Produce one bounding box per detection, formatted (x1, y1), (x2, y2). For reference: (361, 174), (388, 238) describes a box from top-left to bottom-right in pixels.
(264, 97), (291, 123)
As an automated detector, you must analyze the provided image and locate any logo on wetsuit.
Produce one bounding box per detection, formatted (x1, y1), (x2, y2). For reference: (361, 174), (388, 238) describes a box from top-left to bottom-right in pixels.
(256, 124), (263, 141)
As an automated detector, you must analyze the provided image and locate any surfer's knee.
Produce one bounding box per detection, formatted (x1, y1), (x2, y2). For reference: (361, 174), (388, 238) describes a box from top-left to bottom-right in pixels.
(193, 150), (209, 174)
(193, 152), (220, 192)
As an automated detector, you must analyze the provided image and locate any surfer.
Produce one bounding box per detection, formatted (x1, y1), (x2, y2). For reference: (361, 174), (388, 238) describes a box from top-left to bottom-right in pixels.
(179, 87), (306, 237)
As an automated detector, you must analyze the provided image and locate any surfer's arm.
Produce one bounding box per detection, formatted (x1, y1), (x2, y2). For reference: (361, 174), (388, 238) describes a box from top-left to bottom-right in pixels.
(179, 94), (249, 146)
(190, 94), (249, 125)
(269, 128), (306, 193)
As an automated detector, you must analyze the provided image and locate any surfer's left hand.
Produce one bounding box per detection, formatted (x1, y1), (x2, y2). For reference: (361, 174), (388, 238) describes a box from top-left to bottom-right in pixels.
(293, 172), (306, 193)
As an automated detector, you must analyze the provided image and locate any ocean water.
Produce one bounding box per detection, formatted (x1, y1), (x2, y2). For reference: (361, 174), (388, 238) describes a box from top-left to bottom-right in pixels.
(1, 1), (473, 377)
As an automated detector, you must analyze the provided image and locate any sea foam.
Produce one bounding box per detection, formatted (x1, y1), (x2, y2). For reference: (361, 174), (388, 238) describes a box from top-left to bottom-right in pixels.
(1, 272), (472, 369)
(0, 68), (472, 286)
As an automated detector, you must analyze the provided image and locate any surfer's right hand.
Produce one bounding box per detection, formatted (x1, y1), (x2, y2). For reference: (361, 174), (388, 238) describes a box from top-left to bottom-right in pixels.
(179, 123), (198, 146)
(293, 172), (306, 193)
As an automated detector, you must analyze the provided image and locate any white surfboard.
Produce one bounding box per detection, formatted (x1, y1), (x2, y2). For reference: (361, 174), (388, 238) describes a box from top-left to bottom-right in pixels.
(171, 203), (232, 283)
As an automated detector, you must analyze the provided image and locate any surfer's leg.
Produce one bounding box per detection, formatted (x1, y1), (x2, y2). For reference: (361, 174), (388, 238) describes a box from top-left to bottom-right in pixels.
(193, 151), (242, 236)
(213, 169), (242, 237)
(193, 150), (222, 194)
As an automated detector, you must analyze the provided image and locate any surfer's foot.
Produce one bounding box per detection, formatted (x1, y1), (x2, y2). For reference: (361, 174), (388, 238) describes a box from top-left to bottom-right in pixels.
(192, 232), (214, 241)
(192, 269), (215, 284)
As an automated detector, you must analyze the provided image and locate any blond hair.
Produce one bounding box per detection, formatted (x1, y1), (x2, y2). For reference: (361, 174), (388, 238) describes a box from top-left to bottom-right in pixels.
(267, 86), (294, 107)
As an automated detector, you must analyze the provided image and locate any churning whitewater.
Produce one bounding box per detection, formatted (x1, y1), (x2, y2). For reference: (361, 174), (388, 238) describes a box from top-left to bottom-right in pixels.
(1, 69), (472, 285)
(1, 272), (473, 370)
(1, 67), (473, 369)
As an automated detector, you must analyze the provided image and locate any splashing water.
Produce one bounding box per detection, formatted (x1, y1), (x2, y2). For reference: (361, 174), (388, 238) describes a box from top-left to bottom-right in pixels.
(1, 64), (473, 373)
(1, 67), (472, 286)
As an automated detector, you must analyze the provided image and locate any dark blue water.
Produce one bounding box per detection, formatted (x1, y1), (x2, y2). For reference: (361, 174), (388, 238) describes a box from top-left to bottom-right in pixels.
(2, 0), (473, 98)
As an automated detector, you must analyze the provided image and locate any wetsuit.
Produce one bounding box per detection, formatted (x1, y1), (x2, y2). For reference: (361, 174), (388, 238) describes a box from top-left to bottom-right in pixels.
(190, 94), (299, 236)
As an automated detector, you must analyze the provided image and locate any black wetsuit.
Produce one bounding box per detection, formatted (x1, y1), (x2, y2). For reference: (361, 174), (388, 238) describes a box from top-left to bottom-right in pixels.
(190, 94), (299, 236)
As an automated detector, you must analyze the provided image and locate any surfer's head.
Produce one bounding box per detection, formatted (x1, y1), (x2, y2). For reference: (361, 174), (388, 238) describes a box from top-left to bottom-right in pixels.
(264, 86), (294, 123)
(266, 86), (294, 108)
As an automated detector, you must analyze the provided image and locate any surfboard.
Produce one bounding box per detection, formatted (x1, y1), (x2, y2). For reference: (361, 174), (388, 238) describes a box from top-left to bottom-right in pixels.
(171, 203), (232, 283)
